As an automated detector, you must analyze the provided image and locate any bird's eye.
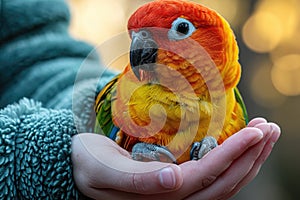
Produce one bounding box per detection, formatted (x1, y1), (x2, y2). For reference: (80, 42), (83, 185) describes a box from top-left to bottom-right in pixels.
(168, 18), (196, 40)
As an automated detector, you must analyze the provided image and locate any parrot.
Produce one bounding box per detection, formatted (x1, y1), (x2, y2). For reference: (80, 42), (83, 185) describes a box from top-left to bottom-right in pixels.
(94, 0), (248, 164)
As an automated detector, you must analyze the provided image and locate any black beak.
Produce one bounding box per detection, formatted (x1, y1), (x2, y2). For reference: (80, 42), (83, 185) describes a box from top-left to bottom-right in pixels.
(130, 29), (158, 81)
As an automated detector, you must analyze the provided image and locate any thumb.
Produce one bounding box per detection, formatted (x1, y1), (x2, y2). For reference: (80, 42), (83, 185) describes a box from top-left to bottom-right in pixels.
(72, 133), (183, 195)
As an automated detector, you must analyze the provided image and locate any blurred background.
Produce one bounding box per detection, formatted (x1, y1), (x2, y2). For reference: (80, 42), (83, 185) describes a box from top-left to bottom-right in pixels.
(67, 0), (300, 199)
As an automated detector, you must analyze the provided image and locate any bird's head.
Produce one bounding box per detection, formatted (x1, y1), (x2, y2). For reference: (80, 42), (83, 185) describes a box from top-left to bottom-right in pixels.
(127, 0), (241, 96)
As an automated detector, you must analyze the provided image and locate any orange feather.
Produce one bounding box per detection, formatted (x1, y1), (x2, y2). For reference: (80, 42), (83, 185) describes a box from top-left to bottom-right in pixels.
(96, 0), (247, 164)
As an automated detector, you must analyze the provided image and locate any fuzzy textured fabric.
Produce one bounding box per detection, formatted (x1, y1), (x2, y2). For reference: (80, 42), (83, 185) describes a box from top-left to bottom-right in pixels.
(0, 98), (79, 199)
(0, 0), (116, 199)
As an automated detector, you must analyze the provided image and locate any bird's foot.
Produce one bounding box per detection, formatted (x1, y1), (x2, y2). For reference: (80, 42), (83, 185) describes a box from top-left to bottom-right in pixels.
(132, 143), (177, 164)
(190, 136), (218, 160)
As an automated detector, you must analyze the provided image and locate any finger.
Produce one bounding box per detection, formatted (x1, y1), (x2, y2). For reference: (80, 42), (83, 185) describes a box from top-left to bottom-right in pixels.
(176, 127), (264, 197)
(221, 123), (281, 199)
(72, 133), (183, 197)
(247, 117), (267, 127)
(185, 122), (275, 200)
(188, 125), (270, 200)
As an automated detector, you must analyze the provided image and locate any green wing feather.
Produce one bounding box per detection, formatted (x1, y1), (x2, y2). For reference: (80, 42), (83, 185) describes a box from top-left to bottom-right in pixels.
(94, 75), (119, 136)
(234, 87), (249, 124)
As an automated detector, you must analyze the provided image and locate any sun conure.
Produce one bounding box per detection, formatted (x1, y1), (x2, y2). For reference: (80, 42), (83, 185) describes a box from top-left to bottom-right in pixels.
(94, 0), (248, 164)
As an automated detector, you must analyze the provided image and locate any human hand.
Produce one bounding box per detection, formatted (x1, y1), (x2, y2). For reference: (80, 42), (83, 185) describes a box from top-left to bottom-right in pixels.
(71, 117), (280, 200)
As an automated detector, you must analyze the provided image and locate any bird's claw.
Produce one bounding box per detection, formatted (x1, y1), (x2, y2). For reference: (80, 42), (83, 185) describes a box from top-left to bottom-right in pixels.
(132, 143), (177, 164)
(190, 136), (218, 160)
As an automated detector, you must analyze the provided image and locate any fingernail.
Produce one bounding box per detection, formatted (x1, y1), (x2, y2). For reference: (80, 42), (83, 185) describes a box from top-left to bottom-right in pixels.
(159, 167), (176, 189)
(270, 123), (281, 143)
(255, 129), (264, 141)
(257, 130), (264, 139)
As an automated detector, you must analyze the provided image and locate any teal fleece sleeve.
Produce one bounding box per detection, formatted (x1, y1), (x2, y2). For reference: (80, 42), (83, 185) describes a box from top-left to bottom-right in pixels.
(0, 0), (116, 199)
(0, 99), (80, 199)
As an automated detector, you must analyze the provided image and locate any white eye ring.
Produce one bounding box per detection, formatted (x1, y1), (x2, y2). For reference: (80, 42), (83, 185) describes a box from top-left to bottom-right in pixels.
(168, 17), (196, 41)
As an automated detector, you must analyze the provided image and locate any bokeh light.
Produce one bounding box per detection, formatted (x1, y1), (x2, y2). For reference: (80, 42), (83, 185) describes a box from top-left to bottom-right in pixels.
(242, 0), (300, 97)
(69, 0), (127, 44)
(242, 11), (283, 53)
(270, 35), (300, 63)
(255, 0), (299, 41)
(250, 61), (286, 108)
(242, 0), (299, 54)
(271, 54), (300, 96)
